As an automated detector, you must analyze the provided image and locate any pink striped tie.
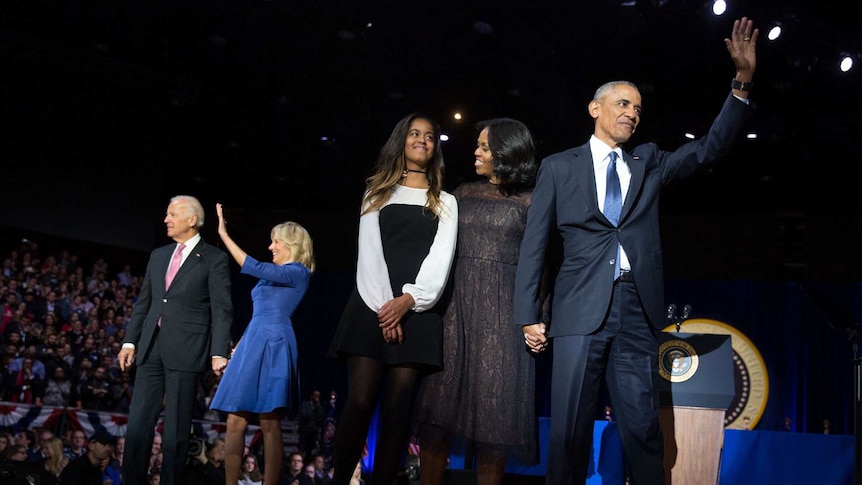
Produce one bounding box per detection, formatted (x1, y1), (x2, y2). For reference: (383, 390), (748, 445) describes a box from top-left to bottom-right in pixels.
(165, 243), (186, 289)
(159, 243), (185, 327)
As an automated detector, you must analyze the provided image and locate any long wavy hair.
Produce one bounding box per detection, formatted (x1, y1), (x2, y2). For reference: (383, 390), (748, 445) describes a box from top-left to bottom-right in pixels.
(476, 118), (537, 196)
(242, 453), (263, 482)
(362, 112), (446, 217)
(42, 437), (66, 477)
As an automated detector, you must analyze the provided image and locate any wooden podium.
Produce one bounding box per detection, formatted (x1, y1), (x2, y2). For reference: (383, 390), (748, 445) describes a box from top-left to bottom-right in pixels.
(657, 332), (735, 485)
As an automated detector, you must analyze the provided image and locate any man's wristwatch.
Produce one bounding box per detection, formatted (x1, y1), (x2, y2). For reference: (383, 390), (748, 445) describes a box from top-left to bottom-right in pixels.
(731, 79), (752, 91)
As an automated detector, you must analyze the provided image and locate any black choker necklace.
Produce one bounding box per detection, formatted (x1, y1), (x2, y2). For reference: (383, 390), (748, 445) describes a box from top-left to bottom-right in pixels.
(403, 168), (426, 175)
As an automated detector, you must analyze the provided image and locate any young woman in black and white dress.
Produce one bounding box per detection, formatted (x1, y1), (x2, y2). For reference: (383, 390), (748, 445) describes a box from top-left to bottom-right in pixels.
(328, 112), (457, 485)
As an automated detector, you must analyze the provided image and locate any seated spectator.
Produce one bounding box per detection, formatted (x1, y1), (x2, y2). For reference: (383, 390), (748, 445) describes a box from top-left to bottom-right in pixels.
(42, 366), (77, 408)
(4, 443), (28, 462)
(279, 452), (313, 485)
(8, 355), (46, 404)
(3, 331), (23, 355)
(304, 463), (317, 482)
(298, 389), (325, 460)
(109, 435), (125, 469)
(9, 344), (47, 378)
(311, 453), (331, 485)
(0, 348), (15, 400)
(101, 454), (121, 485)
(0, 431), (14, 455)
(239, 454), (263, 485)
(14, 430), (37, 459)
(0, 443), (57, 485)
(40, 436), (67, 481)
(59, 431), (116, 485)
(80, 365), (113, 411)
(148, 433), (163, 476)
(110, 370), (134, 414)
(64, 430), (88, 461)
(28, 428), (55, 462)
(182, 438), (226, 485)
(318, 419), (336, 471)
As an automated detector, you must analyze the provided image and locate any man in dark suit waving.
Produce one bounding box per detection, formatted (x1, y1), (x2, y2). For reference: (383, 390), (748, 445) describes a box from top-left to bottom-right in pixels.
(514, 18), (758, 485)
(119, 194), (233, 485)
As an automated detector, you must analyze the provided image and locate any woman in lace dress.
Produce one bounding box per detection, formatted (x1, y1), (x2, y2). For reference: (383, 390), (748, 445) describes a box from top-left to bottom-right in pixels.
(414, 118), (547, 485)
(328, 113), (458, 485)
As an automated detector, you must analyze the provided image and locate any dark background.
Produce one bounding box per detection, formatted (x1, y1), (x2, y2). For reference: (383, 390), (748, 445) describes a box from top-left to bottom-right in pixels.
(1, 1), (860, 433)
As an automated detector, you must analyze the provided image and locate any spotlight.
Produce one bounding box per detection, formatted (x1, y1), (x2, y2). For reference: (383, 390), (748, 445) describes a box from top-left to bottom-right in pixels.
(767, 25), (782, 41)
(839, 55), (854, 73)
(711, 0), (726, 16)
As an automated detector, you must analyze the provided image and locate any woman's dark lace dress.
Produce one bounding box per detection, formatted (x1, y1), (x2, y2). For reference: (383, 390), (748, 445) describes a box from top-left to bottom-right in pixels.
(414, 181), (538, 465)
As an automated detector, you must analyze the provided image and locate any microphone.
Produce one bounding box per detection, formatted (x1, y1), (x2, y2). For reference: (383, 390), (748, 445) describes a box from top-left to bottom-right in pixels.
(682, 304), (692, 319)
(666, 304), (677, 322)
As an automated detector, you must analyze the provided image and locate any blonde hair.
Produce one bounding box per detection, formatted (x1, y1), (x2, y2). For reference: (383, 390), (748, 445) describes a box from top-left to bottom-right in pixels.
(43, 437), (65, 476)
(272, 222), (316, 272)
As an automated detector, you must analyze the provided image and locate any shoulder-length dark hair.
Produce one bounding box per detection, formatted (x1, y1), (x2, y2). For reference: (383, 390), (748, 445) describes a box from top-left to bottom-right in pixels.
(363, 112), (446, 216)
(476, 118), (537, 196)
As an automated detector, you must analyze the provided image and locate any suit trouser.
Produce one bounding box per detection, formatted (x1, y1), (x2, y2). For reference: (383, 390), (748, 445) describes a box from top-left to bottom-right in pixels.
(123, 328), (202, 485)
(546, 280), (664, 485)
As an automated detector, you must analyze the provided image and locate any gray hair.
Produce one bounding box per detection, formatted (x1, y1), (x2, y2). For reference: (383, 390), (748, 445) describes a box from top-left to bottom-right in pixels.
(171, 195), (205, 229)
(593, 80), (639, 103)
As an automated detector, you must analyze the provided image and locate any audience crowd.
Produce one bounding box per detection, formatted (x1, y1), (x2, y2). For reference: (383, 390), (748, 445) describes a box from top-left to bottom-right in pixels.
(0, 236), (342, 484)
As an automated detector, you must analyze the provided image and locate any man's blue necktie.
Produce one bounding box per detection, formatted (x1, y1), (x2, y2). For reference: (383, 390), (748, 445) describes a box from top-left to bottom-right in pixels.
(604, 151), (622, 279)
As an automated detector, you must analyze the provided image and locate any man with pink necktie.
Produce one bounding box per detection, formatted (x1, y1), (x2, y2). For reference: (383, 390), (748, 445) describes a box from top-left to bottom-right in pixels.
(119, 194), (233, 485)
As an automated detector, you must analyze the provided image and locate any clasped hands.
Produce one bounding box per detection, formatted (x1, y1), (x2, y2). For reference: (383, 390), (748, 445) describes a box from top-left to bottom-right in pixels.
(524, 323), (549, 353)
(378, 293), (414, 344)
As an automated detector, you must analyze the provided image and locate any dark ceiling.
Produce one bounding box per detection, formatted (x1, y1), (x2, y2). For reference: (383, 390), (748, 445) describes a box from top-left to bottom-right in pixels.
(1, 1), (860, 279)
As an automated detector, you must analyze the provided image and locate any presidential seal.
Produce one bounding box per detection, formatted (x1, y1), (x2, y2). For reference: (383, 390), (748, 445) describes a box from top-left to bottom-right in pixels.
(663, 318), (769, 430)
(659, 339), (698, 382)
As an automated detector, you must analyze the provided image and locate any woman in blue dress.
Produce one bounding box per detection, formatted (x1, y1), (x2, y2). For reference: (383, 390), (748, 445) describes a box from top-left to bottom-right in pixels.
(209, 202), (316, 485)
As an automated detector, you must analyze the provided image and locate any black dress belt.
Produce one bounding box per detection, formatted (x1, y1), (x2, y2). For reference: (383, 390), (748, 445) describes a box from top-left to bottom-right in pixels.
(616, 269), (634, 283)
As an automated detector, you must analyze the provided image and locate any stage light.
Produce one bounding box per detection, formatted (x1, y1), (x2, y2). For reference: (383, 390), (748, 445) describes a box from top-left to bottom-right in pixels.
(711, 0), (726, 16)
(839, 55), (854, 73)
(767, 25), (782, 41)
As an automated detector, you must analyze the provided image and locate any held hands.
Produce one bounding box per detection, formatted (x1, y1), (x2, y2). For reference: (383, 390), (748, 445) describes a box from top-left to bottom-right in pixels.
(212, 356), (228, 377)
(378, 294), (414, 344)
(524, 322), (549, 353)
(725, 17), (758, 78)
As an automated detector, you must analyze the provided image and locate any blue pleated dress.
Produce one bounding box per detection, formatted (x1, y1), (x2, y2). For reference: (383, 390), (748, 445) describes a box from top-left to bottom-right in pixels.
(210, 257), (310, 414)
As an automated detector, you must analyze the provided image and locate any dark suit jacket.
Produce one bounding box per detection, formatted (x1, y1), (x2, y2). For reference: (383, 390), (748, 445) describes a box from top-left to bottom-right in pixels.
(515, 94), (750, 336)
(125, 238), (233, 371)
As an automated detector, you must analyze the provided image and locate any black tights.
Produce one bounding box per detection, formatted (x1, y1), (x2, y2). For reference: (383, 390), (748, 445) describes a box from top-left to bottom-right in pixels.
(332, 355), (420, 485)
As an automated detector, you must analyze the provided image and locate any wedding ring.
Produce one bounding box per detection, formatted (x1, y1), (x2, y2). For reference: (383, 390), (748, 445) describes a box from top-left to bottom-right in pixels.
(743, 37), (750, 41)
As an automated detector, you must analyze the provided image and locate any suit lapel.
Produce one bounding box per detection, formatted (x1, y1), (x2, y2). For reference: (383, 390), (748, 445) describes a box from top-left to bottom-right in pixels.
(155, 246), (173, 293)
(621, 152), (644, 222)
(570, 144), (604, 221)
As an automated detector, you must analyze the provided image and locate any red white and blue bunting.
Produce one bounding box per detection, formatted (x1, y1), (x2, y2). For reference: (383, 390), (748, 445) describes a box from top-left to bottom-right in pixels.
(0, 401), (261, 446)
